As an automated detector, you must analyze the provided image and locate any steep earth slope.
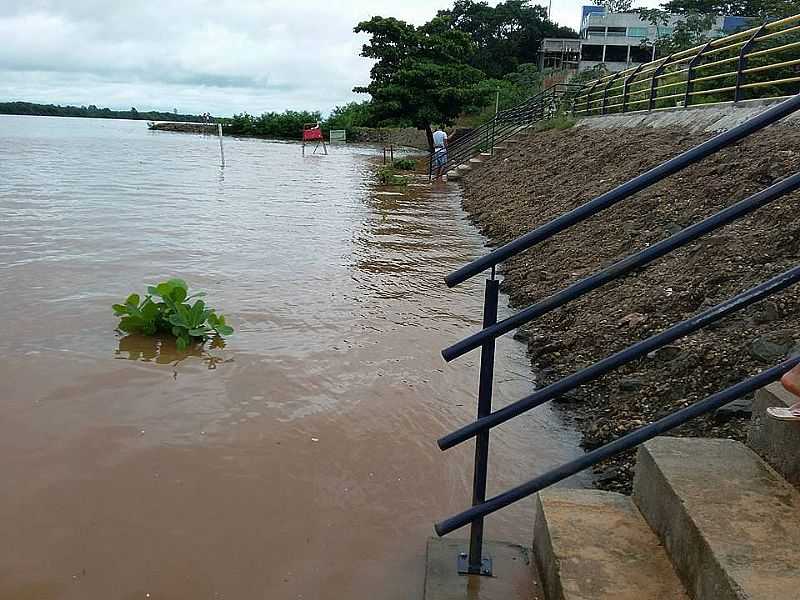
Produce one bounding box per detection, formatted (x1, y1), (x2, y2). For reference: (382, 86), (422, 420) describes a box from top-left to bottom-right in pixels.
(459, 125), (800, 491)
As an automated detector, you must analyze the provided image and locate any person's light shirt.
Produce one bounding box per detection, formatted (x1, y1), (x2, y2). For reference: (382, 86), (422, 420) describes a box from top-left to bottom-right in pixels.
(433, 130), (447, 151)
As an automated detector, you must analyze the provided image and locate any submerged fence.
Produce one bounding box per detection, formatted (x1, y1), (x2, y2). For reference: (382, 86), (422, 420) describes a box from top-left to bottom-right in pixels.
(574, 13), (800, 116)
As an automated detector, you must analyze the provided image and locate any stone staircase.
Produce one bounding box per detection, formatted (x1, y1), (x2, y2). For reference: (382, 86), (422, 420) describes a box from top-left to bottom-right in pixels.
(533, 382), (800, 600)
(444, 132), (526, 182)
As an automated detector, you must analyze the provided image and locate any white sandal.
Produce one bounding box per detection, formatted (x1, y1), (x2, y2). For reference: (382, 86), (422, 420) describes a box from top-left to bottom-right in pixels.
(767, 401), (800, 421)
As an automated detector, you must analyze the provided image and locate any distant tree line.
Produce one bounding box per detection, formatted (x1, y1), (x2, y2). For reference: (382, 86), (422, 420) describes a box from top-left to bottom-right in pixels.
(0, 101), (204, 122)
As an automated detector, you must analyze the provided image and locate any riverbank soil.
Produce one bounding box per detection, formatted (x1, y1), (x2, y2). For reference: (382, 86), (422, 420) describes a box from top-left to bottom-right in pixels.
(459, 125), (800, 492)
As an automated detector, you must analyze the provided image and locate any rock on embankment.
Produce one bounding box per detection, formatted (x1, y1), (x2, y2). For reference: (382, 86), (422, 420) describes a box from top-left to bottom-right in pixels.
(459, 123), (800, 493)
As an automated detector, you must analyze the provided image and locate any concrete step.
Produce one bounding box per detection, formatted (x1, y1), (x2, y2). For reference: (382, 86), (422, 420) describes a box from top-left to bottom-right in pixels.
(455, 163), (472, 173)
(634, 437), (800, 600)
(533, 489), (687, 600)
(468, 157), (485, 165)
(749, 382), (800, 486)
(445, 170), (460, 181)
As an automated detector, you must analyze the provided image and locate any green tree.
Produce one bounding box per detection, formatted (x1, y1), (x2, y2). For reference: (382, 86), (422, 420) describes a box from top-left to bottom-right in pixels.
(226, 110), (322, 139)
(504, 62), (545, 90)
(438, 0), (578, 78)
(593, 0), (635, 12)
(638, 8), (719, 53)
(354, 15), (488, 150)
(323, 101), (375, 135)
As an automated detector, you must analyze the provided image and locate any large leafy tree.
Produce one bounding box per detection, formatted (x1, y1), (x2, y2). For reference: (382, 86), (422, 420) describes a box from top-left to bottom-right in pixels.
(438, 0), (578, 78)
(593, 0), (635, 12)
(638, 7), (719, 53)
(354, 15), (488, 150)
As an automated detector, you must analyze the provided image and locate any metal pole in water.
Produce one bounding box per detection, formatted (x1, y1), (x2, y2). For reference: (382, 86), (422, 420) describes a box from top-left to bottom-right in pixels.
(218, 123), (225, 168)
(459, 271), (498, 576)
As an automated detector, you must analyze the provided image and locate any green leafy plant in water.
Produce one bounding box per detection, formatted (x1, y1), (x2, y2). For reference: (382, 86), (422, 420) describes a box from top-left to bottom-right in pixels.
(391, 158), (417, 171)
(377, 165), (409, 186)
(113, 279), (233, 351)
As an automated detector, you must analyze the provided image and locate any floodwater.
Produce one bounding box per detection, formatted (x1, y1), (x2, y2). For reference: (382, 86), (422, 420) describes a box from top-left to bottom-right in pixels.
(0, 115), (586, 599)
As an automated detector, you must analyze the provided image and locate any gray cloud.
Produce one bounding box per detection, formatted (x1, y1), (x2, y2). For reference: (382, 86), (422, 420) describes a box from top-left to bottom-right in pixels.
(0, 1), (656, 116)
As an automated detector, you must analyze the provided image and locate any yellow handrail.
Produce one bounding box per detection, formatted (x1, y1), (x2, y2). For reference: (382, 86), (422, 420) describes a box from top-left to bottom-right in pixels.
(574, 13), (800, 92)
(572, 12), (800, 115)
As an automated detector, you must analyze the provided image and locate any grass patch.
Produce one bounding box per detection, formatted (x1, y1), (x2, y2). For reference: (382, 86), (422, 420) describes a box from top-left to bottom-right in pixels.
(391, 157), (417, 171)
(377, 165), (409, 186)
(534, 114), (576, 132)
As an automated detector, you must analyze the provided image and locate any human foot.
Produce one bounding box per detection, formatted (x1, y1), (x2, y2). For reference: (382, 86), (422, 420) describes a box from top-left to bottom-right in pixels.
(781, 366), (800, 397)
(766, 366), (800, 420)
(767, 402), (800, 421)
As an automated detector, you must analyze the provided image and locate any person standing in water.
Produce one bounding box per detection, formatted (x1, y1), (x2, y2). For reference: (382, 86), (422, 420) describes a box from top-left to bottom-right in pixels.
(432, 126), (448, 182)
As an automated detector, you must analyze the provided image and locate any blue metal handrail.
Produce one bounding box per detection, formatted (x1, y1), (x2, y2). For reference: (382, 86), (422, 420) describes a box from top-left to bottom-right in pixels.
(442, 172), (800, 362)
(434, 92), (800, 571)
(444, 93), (800, 288)
(435, 355), (800, 535)
(439, 264), (800, 450)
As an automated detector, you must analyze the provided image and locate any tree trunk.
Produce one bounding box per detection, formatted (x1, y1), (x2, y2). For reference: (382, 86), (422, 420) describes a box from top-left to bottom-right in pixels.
(424, 123), (434, 153)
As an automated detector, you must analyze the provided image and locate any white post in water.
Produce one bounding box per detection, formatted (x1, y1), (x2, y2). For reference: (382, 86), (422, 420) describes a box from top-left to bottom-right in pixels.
(218, 123), (225, 168)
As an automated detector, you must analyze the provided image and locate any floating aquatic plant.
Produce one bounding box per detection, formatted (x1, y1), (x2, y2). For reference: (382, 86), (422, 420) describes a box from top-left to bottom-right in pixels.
(113, 278), (233, 350)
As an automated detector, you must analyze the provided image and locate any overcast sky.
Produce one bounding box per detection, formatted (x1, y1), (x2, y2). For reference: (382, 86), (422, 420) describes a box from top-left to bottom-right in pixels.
(0, 0), (659, 117)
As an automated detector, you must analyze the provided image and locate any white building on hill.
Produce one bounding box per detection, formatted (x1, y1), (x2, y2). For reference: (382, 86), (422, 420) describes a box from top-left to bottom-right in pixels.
(539, 6), (753, 73)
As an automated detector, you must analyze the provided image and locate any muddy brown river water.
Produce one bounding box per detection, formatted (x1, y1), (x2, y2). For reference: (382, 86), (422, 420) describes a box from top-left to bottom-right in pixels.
(0, 115), (587, 599)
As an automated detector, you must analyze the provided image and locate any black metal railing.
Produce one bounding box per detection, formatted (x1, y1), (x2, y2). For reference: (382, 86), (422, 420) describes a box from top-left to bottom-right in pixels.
(434, 92), (800, 574)
(427, 83), (584, 180)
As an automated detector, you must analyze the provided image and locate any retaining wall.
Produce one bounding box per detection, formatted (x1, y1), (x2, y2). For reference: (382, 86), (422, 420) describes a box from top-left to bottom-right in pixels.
(575, 97), (800, 133)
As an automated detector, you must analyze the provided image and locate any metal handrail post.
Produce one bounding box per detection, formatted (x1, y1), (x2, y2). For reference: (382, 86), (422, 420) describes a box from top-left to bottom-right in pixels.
(602, 72), (623, 114)
(622, 63), (645, 113)
(736, 24), (767, 102)
(571, 86), (579, 116)
(585, 80), (601, 114)
(685, 41), (712, 107)
(460, 273), (498, 576)
(649, 54), (673, 110)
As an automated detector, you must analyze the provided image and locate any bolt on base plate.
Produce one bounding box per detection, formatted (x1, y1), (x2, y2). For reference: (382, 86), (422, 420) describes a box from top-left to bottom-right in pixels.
(457, 552), (493, 576)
